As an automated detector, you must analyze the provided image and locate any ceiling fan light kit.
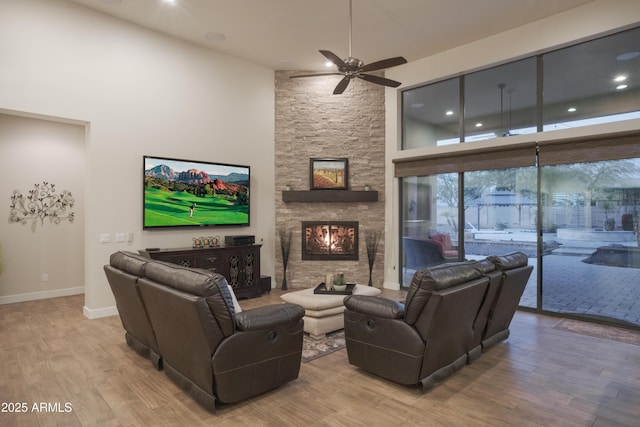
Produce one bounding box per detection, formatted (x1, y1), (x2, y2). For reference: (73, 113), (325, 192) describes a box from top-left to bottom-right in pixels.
(290, 0), (407, 94)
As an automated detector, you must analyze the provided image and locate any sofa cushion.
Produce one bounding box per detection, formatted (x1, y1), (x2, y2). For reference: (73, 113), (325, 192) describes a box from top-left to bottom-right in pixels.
(473, 259), (496, 274)
(343, 295), (405, 319)
(145, 262), (220, 295)
(234, 303), (304, 331)
(110, 251), (149, 277)
(144, 261), (236, 336)
(404, 262), (482, 325)
(488, 252), (528, 270)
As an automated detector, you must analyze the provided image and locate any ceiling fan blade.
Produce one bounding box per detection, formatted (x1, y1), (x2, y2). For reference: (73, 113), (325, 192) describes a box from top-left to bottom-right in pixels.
(360, 56), (408, 72)
(289, 72), (342, 79)
(319, 50), (347, 68)
(333, 77), (351, 94)
(357, 74), (402, 88)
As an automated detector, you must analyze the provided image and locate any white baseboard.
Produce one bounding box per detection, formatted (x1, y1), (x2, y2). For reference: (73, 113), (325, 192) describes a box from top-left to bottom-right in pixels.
(0, 287), (84, 305)
(83, 304), (118, 319)
(383, 281), (401, 291)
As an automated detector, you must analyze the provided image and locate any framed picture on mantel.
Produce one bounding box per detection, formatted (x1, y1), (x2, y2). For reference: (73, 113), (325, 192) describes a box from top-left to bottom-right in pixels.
(310, 158), (348, 190)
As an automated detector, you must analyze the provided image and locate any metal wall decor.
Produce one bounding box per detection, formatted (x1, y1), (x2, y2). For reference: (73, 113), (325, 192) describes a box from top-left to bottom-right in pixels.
(9, 182), (75, 228)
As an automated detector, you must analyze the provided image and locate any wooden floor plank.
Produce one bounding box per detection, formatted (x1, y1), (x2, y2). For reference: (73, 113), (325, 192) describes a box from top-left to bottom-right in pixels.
(1, 291), (640, 426)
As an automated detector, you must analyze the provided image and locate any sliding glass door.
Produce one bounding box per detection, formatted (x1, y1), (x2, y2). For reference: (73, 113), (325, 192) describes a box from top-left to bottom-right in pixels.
(463, 167), (538, 309)
(540, 159), (640, 327)
(398, 156), (640, 328)
(400, 173), (459, 287)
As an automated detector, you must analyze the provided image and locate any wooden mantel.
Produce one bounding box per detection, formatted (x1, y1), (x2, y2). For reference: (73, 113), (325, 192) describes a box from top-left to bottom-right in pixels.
(282, 190), (378, 203)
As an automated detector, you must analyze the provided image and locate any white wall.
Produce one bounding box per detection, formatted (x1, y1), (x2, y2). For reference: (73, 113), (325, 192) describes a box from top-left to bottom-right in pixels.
(0, 0), (275, 317)
(0, 113), (85, 303)
(382, 0), (640, 289)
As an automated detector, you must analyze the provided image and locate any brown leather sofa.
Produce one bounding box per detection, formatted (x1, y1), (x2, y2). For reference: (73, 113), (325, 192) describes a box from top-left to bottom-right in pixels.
(344, 252), (532, 390)
(104, 251), (162, 369)
(104, 251), (305, 412)
(467, 258), (503, 363)
(344, 261), (489, 391)
(481, 252), (533, 351)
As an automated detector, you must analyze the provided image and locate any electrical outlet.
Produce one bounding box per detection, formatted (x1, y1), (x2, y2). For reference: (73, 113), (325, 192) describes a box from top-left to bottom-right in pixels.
(100, 233), (110, 243)
(115, 233), (126, 243)
(42, 274), (49, 282)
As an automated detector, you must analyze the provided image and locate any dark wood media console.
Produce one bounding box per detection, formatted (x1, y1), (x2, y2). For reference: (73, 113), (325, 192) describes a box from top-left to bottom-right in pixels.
(140, 245), (264, 299)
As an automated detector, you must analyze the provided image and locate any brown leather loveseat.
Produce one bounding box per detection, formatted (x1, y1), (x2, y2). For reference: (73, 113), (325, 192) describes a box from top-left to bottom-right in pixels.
(105, 251), (305, 412)
(104, 251), (162, 369)
(343, 252), (532, 391)
(482, 252), (534, 351)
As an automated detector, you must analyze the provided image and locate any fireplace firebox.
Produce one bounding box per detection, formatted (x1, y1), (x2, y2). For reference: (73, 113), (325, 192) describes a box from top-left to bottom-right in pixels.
(302, 221), (358, 261)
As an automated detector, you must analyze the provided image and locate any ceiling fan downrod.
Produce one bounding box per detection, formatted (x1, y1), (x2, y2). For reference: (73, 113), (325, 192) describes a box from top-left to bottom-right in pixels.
(348, 0), (353, 59)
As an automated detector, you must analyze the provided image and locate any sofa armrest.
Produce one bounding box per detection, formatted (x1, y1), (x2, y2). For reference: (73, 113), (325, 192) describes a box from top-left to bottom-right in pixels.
(343, 295), (405, 320)
(235, 303), (304, 331)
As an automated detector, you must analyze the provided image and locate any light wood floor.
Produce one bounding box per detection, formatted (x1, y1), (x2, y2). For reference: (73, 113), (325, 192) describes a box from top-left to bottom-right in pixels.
(1, 289), (640, 426)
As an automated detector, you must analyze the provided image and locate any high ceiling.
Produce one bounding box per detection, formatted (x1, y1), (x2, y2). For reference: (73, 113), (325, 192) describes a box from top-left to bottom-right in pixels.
(67, 0), (596, 71)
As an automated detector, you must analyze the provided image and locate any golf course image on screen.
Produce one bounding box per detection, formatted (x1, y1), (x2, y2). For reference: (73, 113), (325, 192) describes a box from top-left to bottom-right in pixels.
(143, 156), (249, 229)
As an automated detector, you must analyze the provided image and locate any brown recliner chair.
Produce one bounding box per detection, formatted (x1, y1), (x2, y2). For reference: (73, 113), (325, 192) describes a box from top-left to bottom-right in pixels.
(137, 260), (304, 412)
(481, 252), (533, 351)
(343, 262), (489, 391)
(104, 251), (162, 369)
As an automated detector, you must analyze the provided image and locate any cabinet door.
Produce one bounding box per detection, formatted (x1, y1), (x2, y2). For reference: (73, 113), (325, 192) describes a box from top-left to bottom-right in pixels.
(193, 251), (224, 273)
(226, 249), (252, 286)
(242, 248), (257, 287)
(227, 247), (261, 298)
(227, 251), (242, 288)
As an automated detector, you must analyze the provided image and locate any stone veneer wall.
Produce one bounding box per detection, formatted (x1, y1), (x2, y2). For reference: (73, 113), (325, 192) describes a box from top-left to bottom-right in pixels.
(274, 70), (386, 289)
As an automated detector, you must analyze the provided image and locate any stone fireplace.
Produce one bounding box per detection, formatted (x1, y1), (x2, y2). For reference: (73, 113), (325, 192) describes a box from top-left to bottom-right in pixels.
(275, 70), (385, 287)
(302, 221), (359, 261)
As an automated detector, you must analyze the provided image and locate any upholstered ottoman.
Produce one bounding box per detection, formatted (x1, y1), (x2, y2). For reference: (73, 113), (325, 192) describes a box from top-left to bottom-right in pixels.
(280, 285), (381, 339)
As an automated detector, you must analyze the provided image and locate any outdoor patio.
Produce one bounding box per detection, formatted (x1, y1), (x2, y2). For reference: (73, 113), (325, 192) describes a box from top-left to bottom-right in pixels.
(519, 253), (640, 327)
(402, 229), (640, 329)
(475, 229), (640, 328)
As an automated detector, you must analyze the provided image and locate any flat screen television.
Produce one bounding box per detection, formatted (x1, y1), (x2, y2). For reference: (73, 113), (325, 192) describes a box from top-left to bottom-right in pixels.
(143, 155), (250, 229)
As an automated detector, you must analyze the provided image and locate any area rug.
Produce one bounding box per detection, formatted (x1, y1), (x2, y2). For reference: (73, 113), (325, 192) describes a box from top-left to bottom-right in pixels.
(302, 330), (346, 363)
(553, 318), (640, 346)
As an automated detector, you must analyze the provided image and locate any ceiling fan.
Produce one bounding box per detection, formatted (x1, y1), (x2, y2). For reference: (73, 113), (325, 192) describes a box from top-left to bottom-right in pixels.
(290, 0), (407, 95)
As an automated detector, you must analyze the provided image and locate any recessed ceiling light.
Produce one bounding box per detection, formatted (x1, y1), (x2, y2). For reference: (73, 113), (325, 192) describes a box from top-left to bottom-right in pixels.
(616, 84), (628, 90)
(616, 51), (640, 61)
(204, 32), (226, 42)
(163, 0), (177, 4)
(445, 110), (454, 116)
(475, 123), (483, 128)
(614, 75), (627, 82)
(568, 107), (577, 112)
